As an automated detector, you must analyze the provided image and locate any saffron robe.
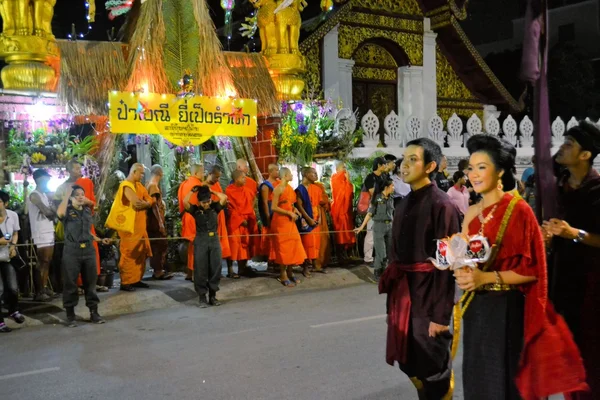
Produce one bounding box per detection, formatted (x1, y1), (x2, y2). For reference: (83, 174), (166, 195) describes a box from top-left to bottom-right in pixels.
(315, 182), (331, 268)
(117, 181), (153, 285)
(380, 184), (460, 382)
(226, 183), (258, 261)
(178, 176), (202, 270)
(296, 183), (322, 260)
(210, 181), (231, 259)
(551, 169), (600, 399)
(331, 171), (356, 248)
(271, 185), (307, 266)
(465, 194), (588, 400)
(258, 179), (280, 261)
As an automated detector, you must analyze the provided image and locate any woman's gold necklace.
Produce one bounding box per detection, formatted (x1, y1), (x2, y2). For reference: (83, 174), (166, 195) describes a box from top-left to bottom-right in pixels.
(478, 203), (498, 235)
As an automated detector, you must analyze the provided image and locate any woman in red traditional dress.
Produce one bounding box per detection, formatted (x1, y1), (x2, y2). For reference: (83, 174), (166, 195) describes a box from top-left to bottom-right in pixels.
(454, 135), (588, 400)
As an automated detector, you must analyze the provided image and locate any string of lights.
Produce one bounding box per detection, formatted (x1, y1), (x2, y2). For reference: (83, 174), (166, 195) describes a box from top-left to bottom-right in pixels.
(66, 1), (95, 40)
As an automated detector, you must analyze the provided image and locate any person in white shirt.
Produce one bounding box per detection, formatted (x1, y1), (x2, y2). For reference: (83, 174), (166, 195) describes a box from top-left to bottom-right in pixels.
(0, 190), (25, 332)
(446, 170), (469, 215)
(27, 169), (56, 302)
(392, 159), (411, 207)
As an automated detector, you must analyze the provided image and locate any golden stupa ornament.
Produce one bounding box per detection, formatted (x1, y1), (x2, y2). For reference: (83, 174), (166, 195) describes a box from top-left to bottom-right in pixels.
(251, 0), (333, 100)
(0, 0), (59, 92)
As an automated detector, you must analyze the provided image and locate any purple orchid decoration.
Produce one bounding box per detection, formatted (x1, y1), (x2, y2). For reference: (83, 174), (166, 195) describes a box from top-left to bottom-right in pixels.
(298, 124), (308, 134)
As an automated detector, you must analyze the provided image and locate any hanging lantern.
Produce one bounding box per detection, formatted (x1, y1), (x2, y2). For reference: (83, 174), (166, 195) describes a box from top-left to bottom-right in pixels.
(220, 0), (235, 40)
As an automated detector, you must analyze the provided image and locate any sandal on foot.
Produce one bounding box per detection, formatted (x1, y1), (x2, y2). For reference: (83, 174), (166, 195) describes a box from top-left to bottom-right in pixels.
(226, 273), (240, 279)
(313, 268), (328, 274)
(96, 285), (109, 292)
(301, 270), (312, 278)
(152, 273), (174, 280)
(277, 278), (296, 287)
(289, 276), (301, 284)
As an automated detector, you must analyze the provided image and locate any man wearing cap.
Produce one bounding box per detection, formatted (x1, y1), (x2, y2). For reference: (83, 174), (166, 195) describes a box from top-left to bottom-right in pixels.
(543, 120), (600, 399)
(183, 185), (227, 308)
(27, 169), (57, 302)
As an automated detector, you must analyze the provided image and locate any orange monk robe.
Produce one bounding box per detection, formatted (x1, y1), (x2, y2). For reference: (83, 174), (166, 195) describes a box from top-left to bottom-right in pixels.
(244, 176), (261, 255)
(226, 183), (258, 261)
(260, 179), (281, 261)
(330, 171), (356, 248)
(118, 182), (153, 285)
(177, 176), (202, 270)
(298, 183), (322, 260)
(210, 181), (231, 259)
(271, 185), (307, 266)
(315, 182), (332, 268)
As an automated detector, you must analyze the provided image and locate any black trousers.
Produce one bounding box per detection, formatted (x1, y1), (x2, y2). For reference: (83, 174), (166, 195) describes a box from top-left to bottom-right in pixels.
(193, 235), (221, 297)
(0, 261), (19, 323)
(400, 317), (453, 399)
(62, 244), (99, 310)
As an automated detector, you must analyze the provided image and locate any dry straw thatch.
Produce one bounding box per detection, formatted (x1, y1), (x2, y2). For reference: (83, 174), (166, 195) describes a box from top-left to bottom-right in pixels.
(224, 52), (279, 116)
(125, 0), (234, 96)
(57, 40), (127, 116)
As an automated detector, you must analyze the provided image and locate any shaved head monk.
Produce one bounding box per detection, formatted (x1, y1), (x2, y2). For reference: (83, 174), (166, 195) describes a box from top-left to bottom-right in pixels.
(271, 167), (306, 287)
(109, 163), (154, 291)
(259, 164), (280, 269)
(295, 167), (324, 277)
(226, 170), (259, 277)
(206, 166), (232, 277)
(178, 164), (204, 280)
(331, 161), (356, 260)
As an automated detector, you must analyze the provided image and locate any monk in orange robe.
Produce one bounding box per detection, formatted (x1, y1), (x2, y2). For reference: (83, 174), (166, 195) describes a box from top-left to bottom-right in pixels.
(331, 162), (356, 260)
(226, 170), (259, 276)
(146, 164), (173, 280)
(259, 164), (280, 267)
(315, 181), (331, 271)
(115, 163), (154, 291)
(206, 165), (232, 276)
(295, 167), (323, 277)
(54, 159), (103, 287)
(177, 164), (204, 279)
(271, 167), (306, 287)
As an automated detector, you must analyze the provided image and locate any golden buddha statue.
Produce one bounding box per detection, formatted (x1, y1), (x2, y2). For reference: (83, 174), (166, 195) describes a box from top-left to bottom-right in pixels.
(0, 0), (59, 91)
(252, 0), (333, 100)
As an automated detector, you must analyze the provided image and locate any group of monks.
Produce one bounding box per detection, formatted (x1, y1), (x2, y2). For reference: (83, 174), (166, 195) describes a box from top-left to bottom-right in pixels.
(172, 159), (357, 286)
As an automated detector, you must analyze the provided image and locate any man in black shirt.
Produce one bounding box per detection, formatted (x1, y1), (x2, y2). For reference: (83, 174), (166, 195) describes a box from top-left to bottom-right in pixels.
(434, 155), (451, 192)
(184, 185), (228, 308)
(362, 157), (386, 264)
(57, 185), (112, 327)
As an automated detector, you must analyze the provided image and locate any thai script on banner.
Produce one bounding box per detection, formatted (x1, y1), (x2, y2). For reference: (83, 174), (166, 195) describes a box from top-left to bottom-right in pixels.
(108, 91), (257, 145)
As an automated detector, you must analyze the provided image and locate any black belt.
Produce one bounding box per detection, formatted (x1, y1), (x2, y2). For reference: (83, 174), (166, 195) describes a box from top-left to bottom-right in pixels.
(198, 231), (217, 237)
(66, 241), (93, 249)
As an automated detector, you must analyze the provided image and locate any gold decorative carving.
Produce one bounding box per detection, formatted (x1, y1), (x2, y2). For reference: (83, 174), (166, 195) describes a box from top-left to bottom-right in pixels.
(437, 105), (483, 126)
(303, 44), (321, 94)
(0, 0), (58, 91)
(353, 43), (397, 67)
(449, 18), (522, 112)
(338, 24), (422, 65)
(343, 11), (423, 33)
(299, 1), (352, 53)
(429, 10), (452, 29)
(436, 46), (476, 100)
(350, 0), (422, 16)
(353, 66), (396, 82)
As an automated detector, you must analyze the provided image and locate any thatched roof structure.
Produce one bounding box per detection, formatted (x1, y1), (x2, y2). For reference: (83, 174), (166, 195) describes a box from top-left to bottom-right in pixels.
(57, 40), (127, 116)
(223, 52), (279, 116)
(57, 41), (279, 117)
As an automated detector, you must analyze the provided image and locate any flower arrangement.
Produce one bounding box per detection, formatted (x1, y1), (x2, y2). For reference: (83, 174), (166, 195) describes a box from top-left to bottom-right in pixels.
(272, 99), (363, 165)
(6, 124), (98, 168)
(272, 100), (326, 166)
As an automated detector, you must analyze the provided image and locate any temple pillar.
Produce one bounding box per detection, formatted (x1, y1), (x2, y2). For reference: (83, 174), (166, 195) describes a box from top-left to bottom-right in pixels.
(338, 58), (355, 110)
(423, 18), (438, 123)
(322, 25), (340, 102)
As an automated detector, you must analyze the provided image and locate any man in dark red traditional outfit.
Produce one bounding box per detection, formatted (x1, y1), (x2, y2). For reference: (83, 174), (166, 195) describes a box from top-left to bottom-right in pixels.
(544, 120), (600, 399)
(379, 138), (461, 399)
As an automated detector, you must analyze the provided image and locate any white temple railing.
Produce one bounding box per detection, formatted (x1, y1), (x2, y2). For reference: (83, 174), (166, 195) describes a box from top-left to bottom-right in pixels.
(351, 110), (600, 172)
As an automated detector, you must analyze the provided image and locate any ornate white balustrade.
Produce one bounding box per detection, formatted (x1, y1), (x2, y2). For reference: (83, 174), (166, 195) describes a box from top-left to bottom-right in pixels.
(350, 110), (600, 172)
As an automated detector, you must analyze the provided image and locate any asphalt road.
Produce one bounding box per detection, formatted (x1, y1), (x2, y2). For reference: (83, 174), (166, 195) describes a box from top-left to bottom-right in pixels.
(2, 284), (463, 400)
